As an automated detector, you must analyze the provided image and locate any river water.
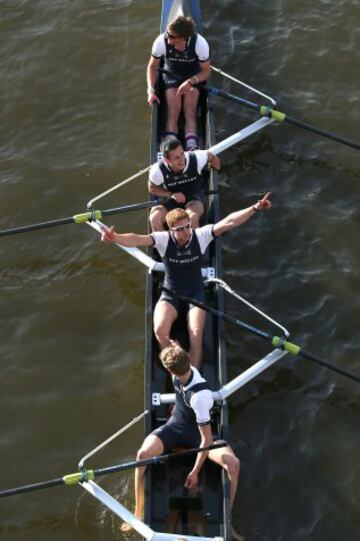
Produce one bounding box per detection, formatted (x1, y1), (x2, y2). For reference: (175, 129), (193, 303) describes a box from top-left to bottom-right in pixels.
(0, 1), (359, 540)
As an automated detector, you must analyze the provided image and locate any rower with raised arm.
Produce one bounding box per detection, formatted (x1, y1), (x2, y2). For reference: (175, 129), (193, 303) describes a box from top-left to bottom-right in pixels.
(146, 15), (211, 150)
(101, 193), (272, 368)
(119, 343), (240, 532)
(148, 136), (221, 231)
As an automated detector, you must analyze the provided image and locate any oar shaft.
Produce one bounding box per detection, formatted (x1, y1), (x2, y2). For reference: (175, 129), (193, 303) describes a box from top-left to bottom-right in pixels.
(0, 201), (159, 238)
(0, 443), (226, 499)
(100, 194), (217, 219)
(208, 86), (261, 114)
(300, 348), (360, 383)
(0, 191), (220, 239)
(283, 114), (360, 150)
(0, 476), (65, 498)
(210, 86), (360, 151)
(0, 216), (75, 237)
(161, 287), (272, 342)
(93, 442), (226, 477)
(163, 288), (360, 384)
(100, 200), (160, 217)
(0, 211), (102, 238)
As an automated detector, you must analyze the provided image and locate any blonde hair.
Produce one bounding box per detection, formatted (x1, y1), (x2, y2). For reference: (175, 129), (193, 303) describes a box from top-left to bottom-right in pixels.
(160, 345), (190, 375)
(166, 208), (190, 228)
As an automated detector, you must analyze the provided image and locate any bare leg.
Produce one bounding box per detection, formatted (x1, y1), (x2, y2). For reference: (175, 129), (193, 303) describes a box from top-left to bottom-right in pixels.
(208, 442), (240, 507)
(120, 434), (164, 532)
(186, 200), (204, 228)
(153, 300), (178, 349)
(165, 88), (182, 134)
(149, 205), (168, 232)
(187, 306), (206, 368)
(183, 87), (200, 136)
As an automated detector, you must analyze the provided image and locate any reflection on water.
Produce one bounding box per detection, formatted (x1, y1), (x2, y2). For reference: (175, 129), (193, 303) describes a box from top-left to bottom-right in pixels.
(0, 1), (359, 540)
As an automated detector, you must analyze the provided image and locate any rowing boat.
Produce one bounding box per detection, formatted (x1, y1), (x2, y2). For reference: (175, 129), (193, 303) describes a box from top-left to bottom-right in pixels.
(1, 3), (357, 538)
(145, 0), (231, 538)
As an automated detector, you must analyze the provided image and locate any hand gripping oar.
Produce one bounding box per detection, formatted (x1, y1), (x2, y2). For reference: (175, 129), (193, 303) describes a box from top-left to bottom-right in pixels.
(161, 287), (360, 383)
(0, 442), (225, 499)
(207, 86), (360, 151)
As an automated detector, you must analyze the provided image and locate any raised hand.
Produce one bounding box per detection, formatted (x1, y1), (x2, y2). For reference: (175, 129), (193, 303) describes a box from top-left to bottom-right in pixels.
(255, 191), (272, 211)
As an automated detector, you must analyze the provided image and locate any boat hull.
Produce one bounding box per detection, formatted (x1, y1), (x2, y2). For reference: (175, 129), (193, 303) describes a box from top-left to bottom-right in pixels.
(144, 1), (231, 538)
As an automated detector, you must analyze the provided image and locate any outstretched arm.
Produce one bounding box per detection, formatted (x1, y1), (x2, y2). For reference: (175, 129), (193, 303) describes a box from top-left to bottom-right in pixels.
(213, 192), (272, 237)
(101, 225), (153, 247)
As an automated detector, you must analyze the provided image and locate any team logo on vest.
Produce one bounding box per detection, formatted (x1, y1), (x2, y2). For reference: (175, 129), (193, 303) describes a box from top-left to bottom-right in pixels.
(169, 255), (200, 264)
(176, 249), (192, 257)
(166, 174), (198, 187)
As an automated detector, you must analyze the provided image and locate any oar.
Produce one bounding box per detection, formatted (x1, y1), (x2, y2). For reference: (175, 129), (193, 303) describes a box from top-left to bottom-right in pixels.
(0, 189), (219, 239)
(208, 86), (360, 151)
(0, 442), (225, 499)
(0, 200), (162, 238)
(161, 287), (360, 383)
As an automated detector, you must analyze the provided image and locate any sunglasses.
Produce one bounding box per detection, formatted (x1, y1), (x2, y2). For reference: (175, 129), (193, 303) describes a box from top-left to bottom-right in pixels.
(170, 223), (191, 232)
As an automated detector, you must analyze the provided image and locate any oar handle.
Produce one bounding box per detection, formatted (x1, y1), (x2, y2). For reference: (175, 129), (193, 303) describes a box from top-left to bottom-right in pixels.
(94, 441), (226, 476)
(208, 86), (261, 113)
(160, 286), (273, 342)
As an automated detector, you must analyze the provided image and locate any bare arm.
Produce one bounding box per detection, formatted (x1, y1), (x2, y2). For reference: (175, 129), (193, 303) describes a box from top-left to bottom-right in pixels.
(148, 180), (172, 198)
(176, 60), (211, 97)
(148, 181), (186, 204)
(101, 225), (153, 247)
(146, 56), (161, 105)
(213, 192), (272, 237)
(184, 423), (213, 489)
(198, 60), (211, 83)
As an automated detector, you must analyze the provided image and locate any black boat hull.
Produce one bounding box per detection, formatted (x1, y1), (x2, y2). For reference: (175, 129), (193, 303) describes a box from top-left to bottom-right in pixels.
(144, 2), (231, 539)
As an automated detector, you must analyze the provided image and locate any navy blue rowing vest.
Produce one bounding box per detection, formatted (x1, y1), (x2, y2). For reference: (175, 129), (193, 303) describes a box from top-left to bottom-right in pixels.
(172, 375), (212, 427)
(164, 34), (200, 82)
(163, 230), (204, 297)
(159, 153), (203, 200)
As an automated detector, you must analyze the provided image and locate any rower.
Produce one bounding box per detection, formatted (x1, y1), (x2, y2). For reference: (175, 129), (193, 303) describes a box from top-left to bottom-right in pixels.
(119, 343), (240, 533)
(101, 193), (272, 368)
(146, 15), (211, 149)
(148, 136), (221, 231)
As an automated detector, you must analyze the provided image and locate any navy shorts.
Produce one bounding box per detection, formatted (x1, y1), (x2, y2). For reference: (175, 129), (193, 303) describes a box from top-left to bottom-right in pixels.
(159, 286), (205, 313)
(152, 418), (202, 453)
(159, 193), (203, 212)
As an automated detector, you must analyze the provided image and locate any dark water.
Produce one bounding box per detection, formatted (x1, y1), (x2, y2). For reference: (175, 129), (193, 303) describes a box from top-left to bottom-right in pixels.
(0, 1), (359, 540)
